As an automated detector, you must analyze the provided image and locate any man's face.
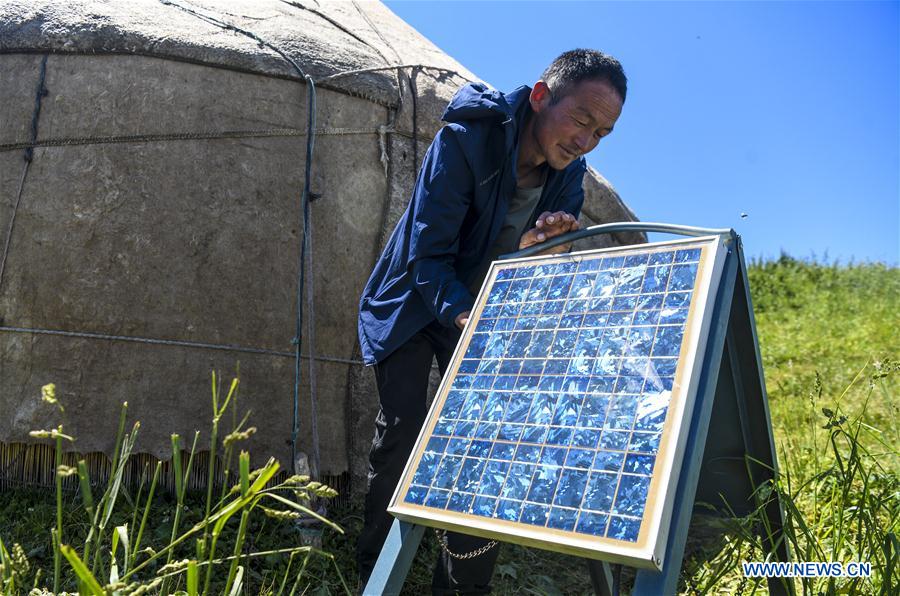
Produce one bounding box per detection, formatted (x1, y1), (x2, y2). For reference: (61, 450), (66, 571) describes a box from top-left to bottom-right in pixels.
(530, 78), (624, 170)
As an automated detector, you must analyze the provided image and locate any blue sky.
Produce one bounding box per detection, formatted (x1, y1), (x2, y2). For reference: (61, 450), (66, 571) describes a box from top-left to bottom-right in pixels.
(385, 1), (899, 264)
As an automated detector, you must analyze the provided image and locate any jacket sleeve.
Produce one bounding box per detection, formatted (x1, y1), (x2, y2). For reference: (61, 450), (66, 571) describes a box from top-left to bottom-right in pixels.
(407, 126), (476, 327)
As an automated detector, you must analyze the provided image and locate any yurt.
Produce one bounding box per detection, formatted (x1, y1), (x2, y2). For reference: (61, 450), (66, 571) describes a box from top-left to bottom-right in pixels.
(0, 0), (645, 494)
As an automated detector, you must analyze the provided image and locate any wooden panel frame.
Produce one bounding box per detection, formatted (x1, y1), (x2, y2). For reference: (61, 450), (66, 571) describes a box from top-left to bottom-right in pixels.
(388, 236), (729, 569)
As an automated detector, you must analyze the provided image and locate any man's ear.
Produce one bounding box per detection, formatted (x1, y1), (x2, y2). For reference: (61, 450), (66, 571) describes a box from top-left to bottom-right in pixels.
(530, 81), (552, 112)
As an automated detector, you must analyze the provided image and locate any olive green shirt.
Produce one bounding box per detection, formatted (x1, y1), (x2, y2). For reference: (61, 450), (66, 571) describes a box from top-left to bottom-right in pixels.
(468, 183), (544, 295)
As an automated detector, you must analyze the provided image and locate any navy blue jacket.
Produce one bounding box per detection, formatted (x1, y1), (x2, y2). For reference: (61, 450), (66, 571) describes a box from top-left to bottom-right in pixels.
(358, 83), (587, 365)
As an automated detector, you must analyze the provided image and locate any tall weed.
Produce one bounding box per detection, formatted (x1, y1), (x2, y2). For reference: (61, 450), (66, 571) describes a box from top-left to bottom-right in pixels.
(686, 361), (898, 594)
(0, 374), (349, 595)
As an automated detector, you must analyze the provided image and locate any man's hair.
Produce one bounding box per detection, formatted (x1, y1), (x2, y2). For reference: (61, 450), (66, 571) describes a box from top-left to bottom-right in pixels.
(542, 49), (627, 103)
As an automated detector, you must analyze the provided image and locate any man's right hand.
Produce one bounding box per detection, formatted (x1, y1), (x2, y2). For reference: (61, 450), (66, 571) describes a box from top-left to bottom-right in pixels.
(455, 310), (471, 330)
(519, 211), (581, 254)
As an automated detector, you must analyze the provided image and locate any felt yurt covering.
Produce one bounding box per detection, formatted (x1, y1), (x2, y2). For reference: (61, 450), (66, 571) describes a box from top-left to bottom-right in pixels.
(0, 0), (645, 492)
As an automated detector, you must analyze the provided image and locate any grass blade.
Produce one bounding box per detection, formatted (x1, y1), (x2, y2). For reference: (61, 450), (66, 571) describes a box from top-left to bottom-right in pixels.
(128, 463), (148, 553)
(240, 451), (250, 498)
(223, 510), (249, 596)
(187, 560), (199, 596)
(171, 434), (183, 502)
(114, 525), (129, 575)
(263, 493), (343, 534)
(0, 537), (14, 593)
(227, 565), (243, 596)
(53, 430), (63, 594)
(130, 460), (162, 567)
(60, 544), (104, 595)
(108, 402), (129, 486)
(276, 551), (296, 596)
(76, 460), (95, 519)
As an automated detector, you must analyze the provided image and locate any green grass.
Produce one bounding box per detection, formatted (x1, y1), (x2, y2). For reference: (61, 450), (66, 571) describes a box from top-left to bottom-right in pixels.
(679, 256), (899, 595)
(0, 485), (350, 595)
(750, 256), (899, 465)
(0, 376), (350, 595)
(1, 256), (897, 594)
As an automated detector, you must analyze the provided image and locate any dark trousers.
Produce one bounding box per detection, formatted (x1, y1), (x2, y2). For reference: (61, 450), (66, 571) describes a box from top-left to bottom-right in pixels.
(356, 321), (501, 594)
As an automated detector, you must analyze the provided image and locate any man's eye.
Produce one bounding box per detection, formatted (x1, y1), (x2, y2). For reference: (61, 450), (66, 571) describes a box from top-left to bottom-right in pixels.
(572, 116), (587, 127)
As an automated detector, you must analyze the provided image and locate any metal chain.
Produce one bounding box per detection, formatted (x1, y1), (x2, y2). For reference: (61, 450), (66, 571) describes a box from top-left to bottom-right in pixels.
(435, 529), (498, 560)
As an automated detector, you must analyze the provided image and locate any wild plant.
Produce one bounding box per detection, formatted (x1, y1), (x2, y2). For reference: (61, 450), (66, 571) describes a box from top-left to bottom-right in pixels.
(685, 360), (899, 595)
(0, 373), (350, 595)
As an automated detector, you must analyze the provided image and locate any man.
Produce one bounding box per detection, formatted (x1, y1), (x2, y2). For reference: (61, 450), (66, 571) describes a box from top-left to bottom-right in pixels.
(357, 49), (627, 594)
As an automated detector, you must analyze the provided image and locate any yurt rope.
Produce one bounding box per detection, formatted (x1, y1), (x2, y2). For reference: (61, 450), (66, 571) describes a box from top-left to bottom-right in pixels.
(279, 0), (395, 68)
(297, 80), (321, 480)
(0, 126), (433, 154)
(0, 53), (48, 297)
(0, 326), (360, 365)
(158, 0), (322, 479)
(0, 1), (475, 485)
(353, 0), (402, 91)
(152, 0), (473, 481)
(317, 63), (464, 84)
(409, 67), (421, 172)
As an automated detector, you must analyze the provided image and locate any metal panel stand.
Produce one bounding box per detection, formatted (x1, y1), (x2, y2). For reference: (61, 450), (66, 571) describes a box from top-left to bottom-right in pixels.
(586, 559), (618, 596)
(363, 234), (793, 595)
(363, 518), (617, 596)
(632, 238), (793, 595)
(363, 521), (425, 596)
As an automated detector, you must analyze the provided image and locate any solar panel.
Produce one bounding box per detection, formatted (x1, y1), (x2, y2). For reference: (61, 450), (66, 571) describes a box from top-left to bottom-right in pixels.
(388, 236), (728, 568)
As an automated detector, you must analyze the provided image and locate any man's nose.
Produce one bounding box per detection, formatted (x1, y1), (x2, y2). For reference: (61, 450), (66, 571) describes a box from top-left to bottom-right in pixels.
(574, 131), (594, 153)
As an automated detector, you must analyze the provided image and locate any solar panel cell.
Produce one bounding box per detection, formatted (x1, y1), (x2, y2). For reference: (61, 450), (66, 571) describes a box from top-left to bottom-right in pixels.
(426, 489), (450, 508)
(548, 507), (579, 531)
(613, 475), (651, 517)
(496, 500), (520, 521)
(607, 516), (641, 541)
(584, 472), (617, 511)
(577, 511), (608, 535)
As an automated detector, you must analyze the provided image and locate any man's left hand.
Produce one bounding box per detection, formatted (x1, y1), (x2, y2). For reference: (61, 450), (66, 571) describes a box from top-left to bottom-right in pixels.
(518, 211), (581, 254)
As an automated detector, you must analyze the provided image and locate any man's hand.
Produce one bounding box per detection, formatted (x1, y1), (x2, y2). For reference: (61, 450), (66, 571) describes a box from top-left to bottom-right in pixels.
(519, 211), (581, 254)
(454, 310), (471, 330)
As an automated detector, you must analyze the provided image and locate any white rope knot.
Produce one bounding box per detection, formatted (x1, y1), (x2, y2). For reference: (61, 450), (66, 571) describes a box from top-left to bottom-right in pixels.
(378, 124), (391, 178)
